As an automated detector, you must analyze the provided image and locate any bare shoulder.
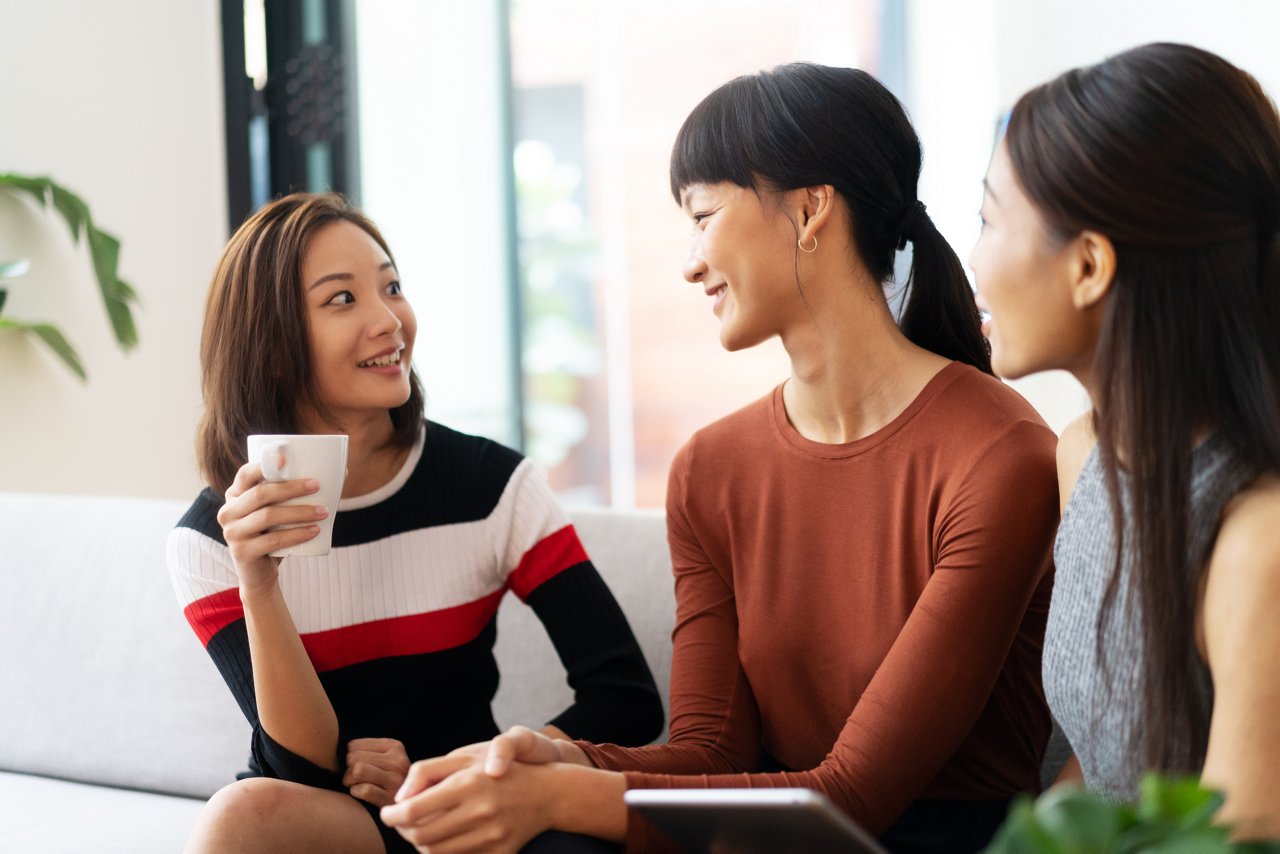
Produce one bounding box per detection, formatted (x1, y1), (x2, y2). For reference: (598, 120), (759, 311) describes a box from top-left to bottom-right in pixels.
(1055, 412), (1096, 513)
(1202, 473), (1280, 662)
(1206, 473), (1280, 592)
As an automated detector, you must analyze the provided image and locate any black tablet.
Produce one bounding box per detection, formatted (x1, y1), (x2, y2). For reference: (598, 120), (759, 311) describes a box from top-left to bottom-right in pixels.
(624, 788), (888, 853)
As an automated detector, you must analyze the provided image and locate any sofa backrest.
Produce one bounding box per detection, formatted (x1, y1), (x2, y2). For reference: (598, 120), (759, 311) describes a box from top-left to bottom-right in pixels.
(0, 492), (674, 800)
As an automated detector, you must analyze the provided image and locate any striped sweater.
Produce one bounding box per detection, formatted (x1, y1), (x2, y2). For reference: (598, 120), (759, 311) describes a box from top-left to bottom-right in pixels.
(167, 422), (662, 789)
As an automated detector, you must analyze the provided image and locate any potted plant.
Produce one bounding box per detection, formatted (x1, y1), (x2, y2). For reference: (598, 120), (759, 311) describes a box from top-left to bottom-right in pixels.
(0, 173), (139, 380)
(986, 773), (1280, 853)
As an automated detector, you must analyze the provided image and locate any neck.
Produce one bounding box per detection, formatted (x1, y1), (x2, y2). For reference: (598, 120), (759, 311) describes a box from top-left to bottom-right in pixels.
(300, 407), (407, 497)
(778, 278), (951, 444)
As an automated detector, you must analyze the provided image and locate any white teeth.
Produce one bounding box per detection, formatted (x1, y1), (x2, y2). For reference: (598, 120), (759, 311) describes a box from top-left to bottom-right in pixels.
(359, 351), (401, 368)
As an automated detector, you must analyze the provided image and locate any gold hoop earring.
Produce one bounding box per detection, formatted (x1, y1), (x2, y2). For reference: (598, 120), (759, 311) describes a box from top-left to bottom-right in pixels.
(798, 235), (818, 254)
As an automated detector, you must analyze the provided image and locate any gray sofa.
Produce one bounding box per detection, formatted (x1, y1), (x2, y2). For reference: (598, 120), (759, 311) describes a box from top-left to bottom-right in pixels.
(0, 492), (675, 853)
(0, 491), (1069, 853)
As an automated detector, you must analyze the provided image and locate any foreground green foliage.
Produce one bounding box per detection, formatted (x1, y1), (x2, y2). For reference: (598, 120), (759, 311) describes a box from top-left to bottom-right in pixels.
(985, 774), (1280, 853)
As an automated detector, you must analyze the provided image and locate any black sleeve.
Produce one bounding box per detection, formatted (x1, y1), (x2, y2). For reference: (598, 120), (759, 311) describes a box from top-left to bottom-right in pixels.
(526, 561), (665, 745)
(206, 619), (346, 791)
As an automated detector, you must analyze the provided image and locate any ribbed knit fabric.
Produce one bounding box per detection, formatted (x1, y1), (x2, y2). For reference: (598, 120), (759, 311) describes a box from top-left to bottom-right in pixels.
(579, 362), (1060, 852)
(1045, 432), (1257, 799)
(167, 422), (662, 793)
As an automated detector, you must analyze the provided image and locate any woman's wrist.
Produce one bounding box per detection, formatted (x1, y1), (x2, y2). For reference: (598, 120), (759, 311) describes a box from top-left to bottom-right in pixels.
(238, 573), (282, 607)
(544, 764), (629, 842)
(556, 739), (596, 768)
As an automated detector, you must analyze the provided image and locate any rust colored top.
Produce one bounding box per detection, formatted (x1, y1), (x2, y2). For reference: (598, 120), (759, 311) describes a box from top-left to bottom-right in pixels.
(580, 362), (1058, 849)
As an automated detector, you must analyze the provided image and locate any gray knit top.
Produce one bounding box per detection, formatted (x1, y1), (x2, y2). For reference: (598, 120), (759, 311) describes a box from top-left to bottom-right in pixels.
(1043, 433), (1257, 799)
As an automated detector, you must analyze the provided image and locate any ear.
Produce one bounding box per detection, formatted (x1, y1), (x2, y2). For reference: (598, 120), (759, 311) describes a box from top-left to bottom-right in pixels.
(1069, 230), (1115, 310)
(794, 184), (837, 244)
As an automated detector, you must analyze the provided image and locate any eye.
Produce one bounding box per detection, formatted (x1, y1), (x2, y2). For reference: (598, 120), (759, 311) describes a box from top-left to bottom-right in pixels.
(325, 290), (355, 306)
(692, 211), (711, 225)
(386, 280), (402, 296)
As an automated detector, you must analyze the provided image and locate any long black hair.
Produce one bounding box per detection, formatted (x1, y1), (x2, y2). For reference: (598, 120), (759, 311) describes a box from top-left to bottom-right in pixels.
(1007, 43), (1280, 774)
(669, 62), (991, 373)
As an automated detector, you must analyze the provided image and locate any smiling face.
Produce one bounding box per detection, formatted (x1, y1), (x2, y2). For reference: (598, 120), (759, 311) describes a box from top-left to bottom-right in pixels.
(970, 141), (1102, 380)
(680, 182), (807, 351)
(299, 220), (417, 427)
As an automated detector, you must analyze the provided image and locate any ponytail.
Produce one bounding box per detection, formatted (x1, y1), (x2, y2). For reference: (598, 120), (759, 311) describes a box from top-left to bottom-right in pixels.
(898, 206), (993, 374)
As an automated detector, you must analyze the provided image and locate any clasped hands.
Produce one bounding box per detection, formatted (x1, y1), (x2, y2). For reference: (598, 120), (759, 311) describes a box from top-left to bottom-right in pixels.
(345, 727), (586, 853)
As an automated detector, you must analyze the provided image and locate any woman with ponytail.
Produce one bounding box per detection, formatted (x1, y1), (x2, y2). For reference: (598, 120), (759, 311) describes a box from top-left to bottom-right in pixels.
(379, 63), (1060, 854)
(971, 43), (1280, 839)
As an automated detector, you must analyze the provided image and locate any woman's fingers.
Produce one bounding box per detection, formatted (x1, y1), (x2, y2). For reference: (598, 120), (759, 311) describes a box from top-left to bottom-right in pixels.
(343, 759), (403, 791)
(349, 737), (407, 754)
(485, 726), (559, 777)
(219, 478), (326, 565)
(386, 755), (476, 810)
(221, 476), (321, 525)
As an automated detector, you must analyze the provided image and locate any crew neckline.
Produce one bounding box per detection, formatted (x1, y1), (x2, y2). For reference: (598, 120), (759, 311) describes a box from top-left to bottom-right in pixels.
(771, 361), (966, 460)
(337, 423), (426, 510)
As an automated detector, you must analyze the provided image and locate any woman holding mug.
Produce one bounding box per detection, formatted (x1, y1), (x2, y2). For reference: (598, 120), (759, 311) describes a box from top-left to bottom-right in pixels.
(167, 193), (662, 853)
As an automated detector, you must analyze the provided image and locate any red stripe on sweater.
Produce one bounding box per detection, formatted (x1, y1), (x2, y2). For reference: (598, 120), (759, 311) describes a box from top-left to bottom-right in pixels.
(508, 524), (588, 601)
(183, 587), (244, 647)
(300, 588), (507, 672)
(182, 587), (508, 672)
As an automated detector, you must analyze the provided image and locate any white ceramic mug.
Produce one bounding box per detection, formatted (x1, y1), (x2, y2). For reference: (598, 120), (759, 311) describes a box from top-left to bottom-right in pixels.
(246, 433), (348, 557)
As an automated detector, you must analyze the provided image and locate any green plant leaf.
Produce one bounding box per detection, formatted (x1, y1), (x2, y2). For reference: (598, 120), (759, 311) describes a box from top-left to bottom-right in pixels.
(984, 796), (1066, 853)
(0, 173), (141, 354)
(984, 775), (1280, 854)
(0, 316), (86, 380)
(1136, 774), (1224, 827)
(0, 173), (52, 208)
(49, 183), (90, 245)
(0, 259), (31, 278)
(86, 227), (138, 348)
(1032, 785), (1127, 852)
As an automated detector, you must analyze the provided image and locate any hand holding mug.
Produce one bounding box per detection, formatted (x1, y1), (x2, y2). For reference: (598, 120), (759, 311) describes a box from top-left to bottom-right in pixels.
(216, 434), (348, 594)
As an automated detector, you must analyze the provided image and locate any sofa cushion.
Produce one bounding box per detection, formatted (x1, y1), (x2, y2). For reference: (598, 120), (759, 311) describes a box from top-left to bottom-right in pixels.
(0, 770), (203, 853)
(0, 493), (248, 798)
(494, 508), (675, 741)
(0, 492), (675, 801)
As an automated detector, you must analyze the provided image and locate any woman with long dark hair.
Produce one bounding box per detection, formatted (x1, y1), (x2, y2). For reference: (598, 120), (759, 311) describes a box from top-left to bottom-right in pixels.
(378, 63), (1060, 854)
(970, 43), (1280, 838)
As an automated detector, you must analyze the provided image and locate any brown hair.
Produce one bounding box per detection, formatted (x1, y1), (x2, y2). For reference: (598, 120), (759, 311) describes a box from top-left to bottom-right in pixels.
(197, 193), (425, 493)
(1006, 43), (1280, 774)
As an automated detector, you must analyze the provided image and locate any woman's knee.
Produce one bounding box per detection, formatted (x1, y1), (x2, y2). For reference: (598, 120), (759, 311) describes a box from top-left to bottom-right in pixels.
(185, 777), (300, 853)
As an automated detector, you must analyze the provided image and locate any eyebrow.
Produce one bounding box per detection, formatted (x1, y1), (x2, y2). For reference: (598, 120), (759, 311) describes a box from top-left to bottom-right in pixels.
(308, 261), (395, 291)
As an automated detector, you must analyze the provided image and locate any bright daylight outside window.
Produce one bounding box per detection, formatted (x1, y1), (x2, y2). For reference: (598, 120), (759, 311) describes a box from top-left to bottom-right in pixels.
(355, 0), (896, 508)
(509, 0), (894, 507)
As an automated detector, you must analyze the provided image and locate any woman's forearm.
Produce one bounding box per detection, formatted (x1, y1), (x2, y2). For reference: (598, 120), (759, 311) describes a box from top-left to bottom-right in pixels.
(242, 583), (340, 771)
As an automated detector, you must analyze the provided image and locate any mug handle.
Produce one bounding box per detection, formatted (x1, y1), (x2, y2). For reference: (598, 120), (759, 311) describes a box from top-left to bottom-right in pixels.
(259, 440), (290, 482)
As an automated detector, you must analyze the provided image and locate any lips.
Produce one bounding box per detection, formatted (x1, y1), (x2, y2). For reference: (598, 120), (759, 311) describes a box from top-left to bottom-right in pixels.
(705, 283), (728, 314)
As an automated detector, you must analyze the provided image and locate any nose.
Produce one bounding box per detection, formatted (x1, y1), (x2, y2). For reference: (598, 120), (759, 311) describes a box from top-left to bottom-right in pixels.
(683, 242), (707, 283)
(369, 295), (403, 337)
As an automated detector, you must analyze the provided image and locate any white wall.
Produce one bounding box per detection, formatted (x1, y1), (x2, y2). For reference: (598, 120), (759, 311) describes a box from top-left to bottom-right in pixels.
(907, 0), (1280, 434)
(4, 1), (1278, 500)
(0, 0), (226, 499)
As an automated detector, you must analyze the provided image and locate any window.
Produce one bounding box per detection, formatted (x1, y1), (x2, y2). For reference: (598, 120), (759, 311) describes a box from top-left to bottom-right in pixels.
(224, 0), (901, 507)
